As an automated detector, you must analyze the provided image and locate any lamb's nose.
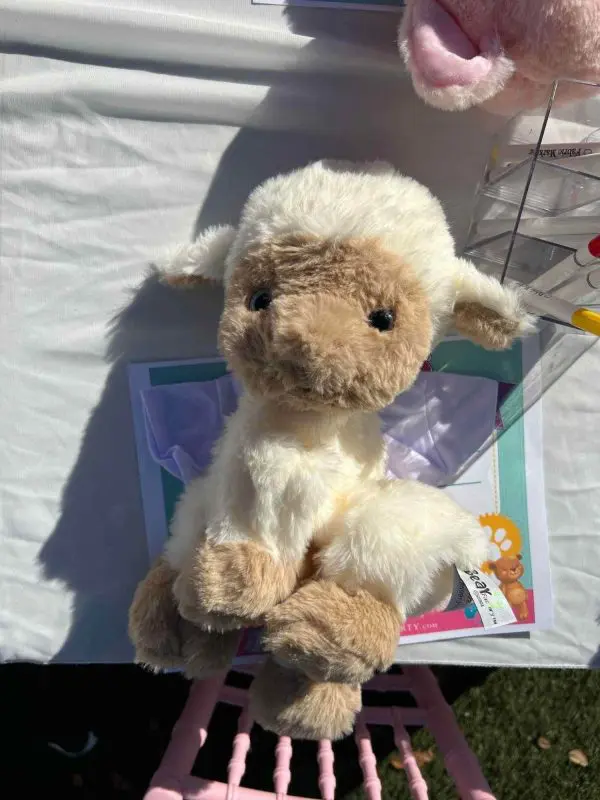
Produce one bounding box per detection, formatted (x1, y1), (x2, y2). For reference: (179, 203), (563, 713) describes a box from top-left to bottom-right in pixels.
(273, 294), (361, 356)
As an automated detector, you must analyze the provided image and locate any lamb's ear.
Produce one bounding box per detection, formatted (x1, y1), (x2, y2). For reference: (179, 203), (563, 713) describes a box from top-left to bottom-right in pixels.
(158, 225), (237, 286)
(452, 259), (535, 350)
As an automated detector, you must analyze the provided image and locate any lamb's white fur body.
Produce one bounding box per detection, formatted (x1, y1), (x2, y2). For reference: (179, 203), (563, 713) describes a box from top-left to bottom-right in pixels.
(166, 398), (385, 568)
(165, 393), (487, 615)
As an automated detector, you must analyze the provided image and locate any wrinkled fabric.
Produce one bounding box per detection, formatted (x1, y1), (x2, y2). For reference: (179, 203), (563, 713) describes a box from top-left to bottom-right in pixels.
(380, 369), (499, 485)
(142, 377), (241, 484)
(140, 370), (499, 486)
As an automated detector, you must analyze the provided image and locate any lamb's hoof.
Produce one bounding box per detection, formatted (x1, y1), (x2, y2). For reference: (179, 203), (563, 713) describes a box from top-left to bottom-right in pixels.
(249, 657), (361, 741)
(182, 626), (240, 679)
(128, 557), (239, 676)
(129, 557), (189, 671)
(173, 539), (299, 632)
(264, 580), (400, 684)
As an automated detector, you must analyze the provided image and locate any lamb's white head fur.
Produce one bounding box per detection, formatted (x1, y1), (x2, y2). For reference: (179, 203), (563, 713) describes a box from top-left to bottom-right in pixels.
(160, 160), (532, 345)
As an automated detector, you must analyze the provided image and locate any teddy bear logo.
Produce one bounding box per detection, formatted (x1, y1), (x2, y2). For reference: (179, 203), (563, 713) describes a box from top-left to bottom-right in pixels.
(489, 554), (528, 621)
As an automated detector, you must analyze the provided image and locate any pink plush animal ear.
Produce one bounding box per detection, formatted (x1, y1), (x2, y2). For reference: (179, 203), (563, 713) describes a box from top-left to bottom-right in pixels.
(158, 225), (237, 286)
(399, 0), (514, 111)
(452, 259), (535, 350)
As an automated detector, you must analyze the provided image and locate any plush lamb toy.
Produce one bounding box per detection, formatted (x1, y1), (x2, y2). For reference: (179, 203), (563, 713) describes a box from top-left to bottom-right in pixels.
(129, 160), (532, 740)
(399, 0), (600, 113)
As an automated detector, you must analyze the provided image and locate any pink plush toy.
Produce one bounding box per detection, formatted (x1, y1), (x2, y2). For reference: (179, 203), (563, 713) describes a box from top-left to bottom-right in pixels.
(399, 0), (600, 113)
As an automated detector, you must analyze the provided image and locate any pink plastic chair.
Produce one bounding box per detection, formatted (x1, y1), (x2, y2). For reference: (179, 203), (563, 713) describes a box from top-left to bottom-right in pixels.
(144, 665), (496, 800)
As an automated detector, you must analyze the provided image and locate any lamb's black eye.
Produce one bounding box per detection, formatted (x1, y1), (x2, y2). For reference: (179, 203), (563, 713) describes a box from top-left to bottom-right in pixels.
(368, 309), (395, 332)
(248, 289), (272, 311)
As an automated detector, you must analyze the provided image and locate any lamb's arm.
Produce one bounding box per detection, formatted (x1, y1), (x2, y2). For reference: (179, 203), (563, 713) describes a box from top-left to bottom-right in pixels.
(165, 449), (315, 631)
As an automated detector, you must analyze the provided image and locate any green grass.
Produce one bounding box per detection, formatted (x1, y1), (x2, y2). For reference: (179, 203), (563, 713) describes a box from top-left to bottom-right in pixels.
(353, 669), (600, 800)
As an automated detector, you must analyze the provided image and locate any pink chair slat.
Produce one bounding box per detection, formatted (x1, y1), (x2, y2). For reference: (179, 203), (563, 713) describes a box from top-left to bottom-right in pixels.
(404, 667), (496, 800)
(354, 718), (381, 800)
(226, 709), (253, 800)
(317, 739), (336, 800)
(365, 674), (411, 693)
(273, 736), (293, 800)
(221, 686), (251, 708)
(150, 671), (227, 791)
(391, 708), (429, 800)
(361, 705), (426, 728)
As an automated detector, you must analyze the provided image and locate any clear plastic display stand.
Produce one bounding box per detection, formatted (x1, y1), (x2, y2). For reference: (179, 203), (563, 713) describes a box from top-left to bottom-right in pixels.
(463, 78), (600, 431)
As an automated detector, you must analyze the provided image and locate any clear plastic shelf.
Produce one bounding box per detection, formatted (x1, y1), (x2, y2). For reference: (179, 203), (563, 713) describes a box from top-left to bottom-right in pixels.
(463, 78), (600, 430)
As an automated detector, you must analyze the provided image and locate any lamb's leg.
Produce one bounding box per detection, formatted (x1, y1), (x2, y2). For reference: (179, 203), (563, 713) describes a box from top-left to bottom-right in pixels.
(251, 577), (397, 739)
(261, 580), (401, 686)
(128, 557), (239, 678)
(173, 538), (302, 632)
(250, 656), (361, 741)
(129, 557), (187, 668)
(263, 479), (487, 686)
(252, 480), (486, 739)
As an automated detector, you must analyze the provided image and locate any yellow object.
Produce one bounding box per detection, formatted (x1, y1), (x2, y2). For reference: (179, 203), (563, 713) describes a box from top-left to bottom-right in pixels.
(572, 308), (600, 337)
(478, 513), (523, 573)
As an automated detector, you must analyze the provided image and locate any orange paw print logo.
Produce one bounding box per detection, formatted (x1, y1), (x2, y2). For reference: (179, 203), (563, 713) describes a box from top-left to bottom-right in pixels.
(478, 513), (523, 573)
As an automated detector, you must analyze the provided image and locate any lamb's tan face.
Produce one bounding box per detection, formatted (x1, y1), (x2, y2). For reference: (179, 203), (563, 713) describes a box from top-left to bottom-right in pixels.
(219, 235), (433, 411)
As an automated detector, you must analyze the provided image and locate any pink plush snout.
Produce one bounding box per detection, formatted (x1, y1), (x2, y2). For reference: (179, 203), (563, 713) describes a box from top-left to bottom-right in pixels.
(400, 0), (600, 113)
(408, 0), (493, 88)
(399, 0), (514, 111)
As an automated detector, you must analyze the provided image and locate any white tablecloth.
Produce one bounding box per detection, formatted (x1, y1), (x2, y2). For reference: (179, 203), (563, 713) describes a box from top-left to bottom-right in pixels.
(1, 0), (599, 667)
